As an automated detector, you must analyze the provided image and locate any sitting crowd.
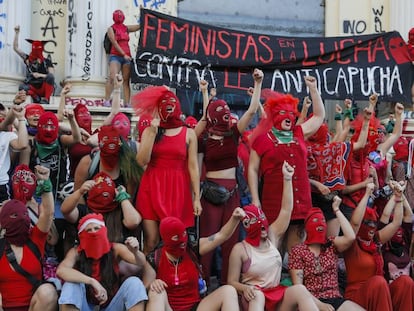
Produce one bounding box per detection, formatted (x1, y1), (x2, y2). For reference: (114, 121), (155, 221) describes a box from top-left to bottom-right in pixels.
(0, 68), (414, 311)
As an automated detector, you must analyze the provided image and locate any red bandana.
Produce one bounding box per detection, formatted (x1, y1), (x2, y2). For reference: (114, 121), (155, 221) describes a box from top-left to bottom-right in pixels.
(26, 39), (45, 63)
(12, 164), (37, 203)
(37, 111), (59, 145)
(159, 217), (188, 258)
(0, 200), (31, 246)
(25, 103), (45, 119)
(242, 204), (269, 247)
(78, 213), (111, 259)
(305, 207), (327, 245)
(98, 125), (121, 170)
(87, 172), (117, 213)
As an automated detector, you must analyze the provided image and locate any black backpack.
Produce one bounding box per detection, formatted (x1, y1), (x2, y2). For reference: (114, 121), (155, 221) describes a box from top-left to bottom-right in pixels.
(103, 27), (113, 54)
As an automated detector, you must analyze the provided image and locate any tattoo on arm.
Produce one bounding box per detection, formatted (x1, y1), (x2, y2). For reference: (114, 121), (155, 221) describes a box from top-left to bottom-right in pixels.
(208, 234), (216, 242)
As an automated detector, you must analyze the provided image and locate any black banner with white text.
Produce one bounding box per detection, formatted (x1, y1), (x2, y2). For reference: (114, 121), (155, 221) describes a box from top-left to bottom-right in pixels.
(132, 9), (414, 103)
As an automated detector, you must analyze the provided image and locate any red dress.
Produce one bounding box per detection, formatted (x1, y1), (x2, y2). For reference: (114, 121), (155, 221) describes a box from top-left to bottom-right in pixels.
(251, 126), (311, 222)
(136, 127), (194, 228)
(0, 226), (47, 309)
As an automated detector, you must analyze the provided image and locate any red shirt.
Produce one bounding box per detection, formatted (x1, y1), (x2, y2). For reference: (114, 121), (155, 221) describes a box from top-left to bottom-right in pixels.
(0, 226), (47, 308)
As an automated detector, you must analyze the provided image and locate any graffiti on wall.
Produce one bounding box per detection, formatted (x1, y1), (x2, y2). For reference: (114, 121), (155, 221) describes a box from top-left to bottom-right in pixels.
(0, 0), (5, 50)
(82, 0), (92, 81)
(343, 5), (386, 35)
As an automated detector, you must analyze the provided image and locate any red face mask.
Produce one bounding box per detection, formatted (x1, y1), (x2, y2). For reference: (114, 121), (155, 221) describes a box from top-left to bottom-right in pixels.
(305, 208), (327, 245)
(242, 204), (269, 247)
(207, 99), (232, 133)
(272, 105), (297, 131)
(158, 91), (183, 128)
(74, 104), (92, 133)
(112, 112), (130, 140)
(112, 10), (125, 24)
(37, 112), (59, 144)
(87, 172), (117, 213)
(25, 104), (45, 119)
(357, 208), (378, 241)
(159, 217), (188, 258)
(391, 227), (404, 245)
(98, 125), (121, 170)
(78, 213), (111, 259)
(27, 40), (45, 62)
(12, 164), (37, 203)
(0, 200), (31, 246)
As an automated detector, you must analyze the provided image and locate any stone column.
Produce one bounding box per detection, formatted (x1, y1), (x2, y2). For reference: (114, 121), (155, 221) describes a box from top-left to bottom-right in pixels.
(0, 0), (32, 103)
(65, 0), (117, 104)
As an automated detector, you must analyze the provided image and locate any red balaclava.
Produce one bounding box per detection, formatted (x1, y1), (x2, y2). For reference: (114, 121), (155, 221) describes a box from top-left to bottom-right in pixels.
(112, 9), (125, 24)
(0, 200), (31, 246)
(351, 114), (381, 156)
(242, 204), (269, 247)
(112, 112), (131, 140)
(305, 207), (327, 245)
(98, 125), (121, 170)
(77, 213), (111, 259)
(264, 92), (299, 131)
(207, 99), (232, 134)
(158, 91), (183, 129)
(25, 103), (45, 119)
(87, 172), (117, 213)
(74, 104), (92, 133)
(185, 116), (198, 129)
(159, 217), (188, 258)
(391, 227), (404, 245)
(307, 122), (329, 145)
(136, 114), (152, 142)
(357, 208), (378, 242)
(12, 164), (37, 203)
(26, 39), (45, 63)
(36, 111), (59, 145)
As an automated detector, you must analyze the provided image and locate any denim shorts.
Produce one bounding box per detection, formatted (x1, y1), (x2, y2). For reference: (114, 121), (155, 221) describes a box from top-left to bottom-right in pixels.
(109, 55), (131, 66)
(58, 276), (147, 310)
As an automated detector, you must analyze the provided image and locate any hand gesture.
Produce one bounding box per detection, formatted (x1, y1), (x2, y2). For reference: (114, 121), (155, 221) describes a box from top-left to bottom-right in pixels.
(362, 107), (373, 121)
(242, 284), (259, 302)
(12, 104), (25, 120)
(282, 161), (294, 180)
(394, 102), (404, 117)
(344, 98), (352, 109)
(60, 83), (72, 96)
(193, 198), (202, 216)
(34, 165), (50, 181)
(209, 87), (217, 99)
(149, 279), (168, 294)
(246, 87), (254, 97)
(90, 279), (108, 305)
(79, 180), (96, 195)
(365, 182), (375, 196)
(199, 79), (208, 92)
(63, 108), (74, 120)
(114, 73), (123, 89)
(252, 68), (264, 83)
(304, 76), (317, 89)
(369, 93), (378, 106)
(335, 104), (342, 114)
(14, 25), (20, 33)
(302, 96), (312, 110)
(332, 195), (342, 210)
(232, 207), (246, 220)
(125, 236), (140, 253)
(14, 90), (27, 105)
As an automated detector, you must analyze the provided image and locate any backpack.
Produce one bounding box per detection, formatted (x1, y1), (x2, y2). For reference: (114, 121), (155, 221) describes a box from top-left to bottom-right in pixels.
(103, 27), (113, 55)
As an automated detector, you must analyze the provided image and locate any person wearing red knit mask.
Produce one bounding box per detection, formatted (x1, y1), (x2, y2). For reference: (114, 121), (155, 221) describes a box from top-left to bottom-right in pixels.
(146, 208), (245, 311)
(228, 161), (319, 311)
(249, 76), (325, 256)
(133, 86), (201, 255)
(342, 181), (412, 311)
(104, 10), (140, 107)
(13, 25), (54, 104)
(57, 213), (148, 311)
(0, 165), (58, 311)
(289, 199), (365, 311)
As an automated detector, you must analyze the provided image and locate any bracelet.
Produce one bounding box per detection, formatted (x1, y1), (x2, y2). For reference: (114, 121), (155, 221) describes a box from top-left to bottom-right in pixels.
(334, 113), (343, 121)
(333, 209), (340, 213)
(18, 119), (26, 122)
(116, 190), (131, 202)
(35, 179), (53, 196)
(283, 177), (292, 181)
(343, 109), (354, 121)
(395, 198), (403, 203)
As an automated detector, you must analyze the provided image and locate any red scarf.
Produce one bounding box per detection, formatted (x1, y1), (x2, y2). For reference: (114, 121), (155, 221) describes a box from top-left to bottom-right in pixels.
(77, 213), (111, 259)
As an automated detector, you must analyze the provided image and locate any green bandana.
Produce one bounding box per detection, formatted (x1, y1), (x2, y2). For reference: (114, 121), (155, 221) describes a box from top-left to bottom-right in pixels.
(271, 127), (293, 143)
(36, 140), (59, 159)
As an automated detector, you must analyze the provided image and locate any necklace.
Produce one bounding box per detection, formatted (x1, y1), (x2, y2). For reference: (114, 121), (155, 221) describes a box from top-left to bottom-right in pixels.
(167, 254), (181, 285)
